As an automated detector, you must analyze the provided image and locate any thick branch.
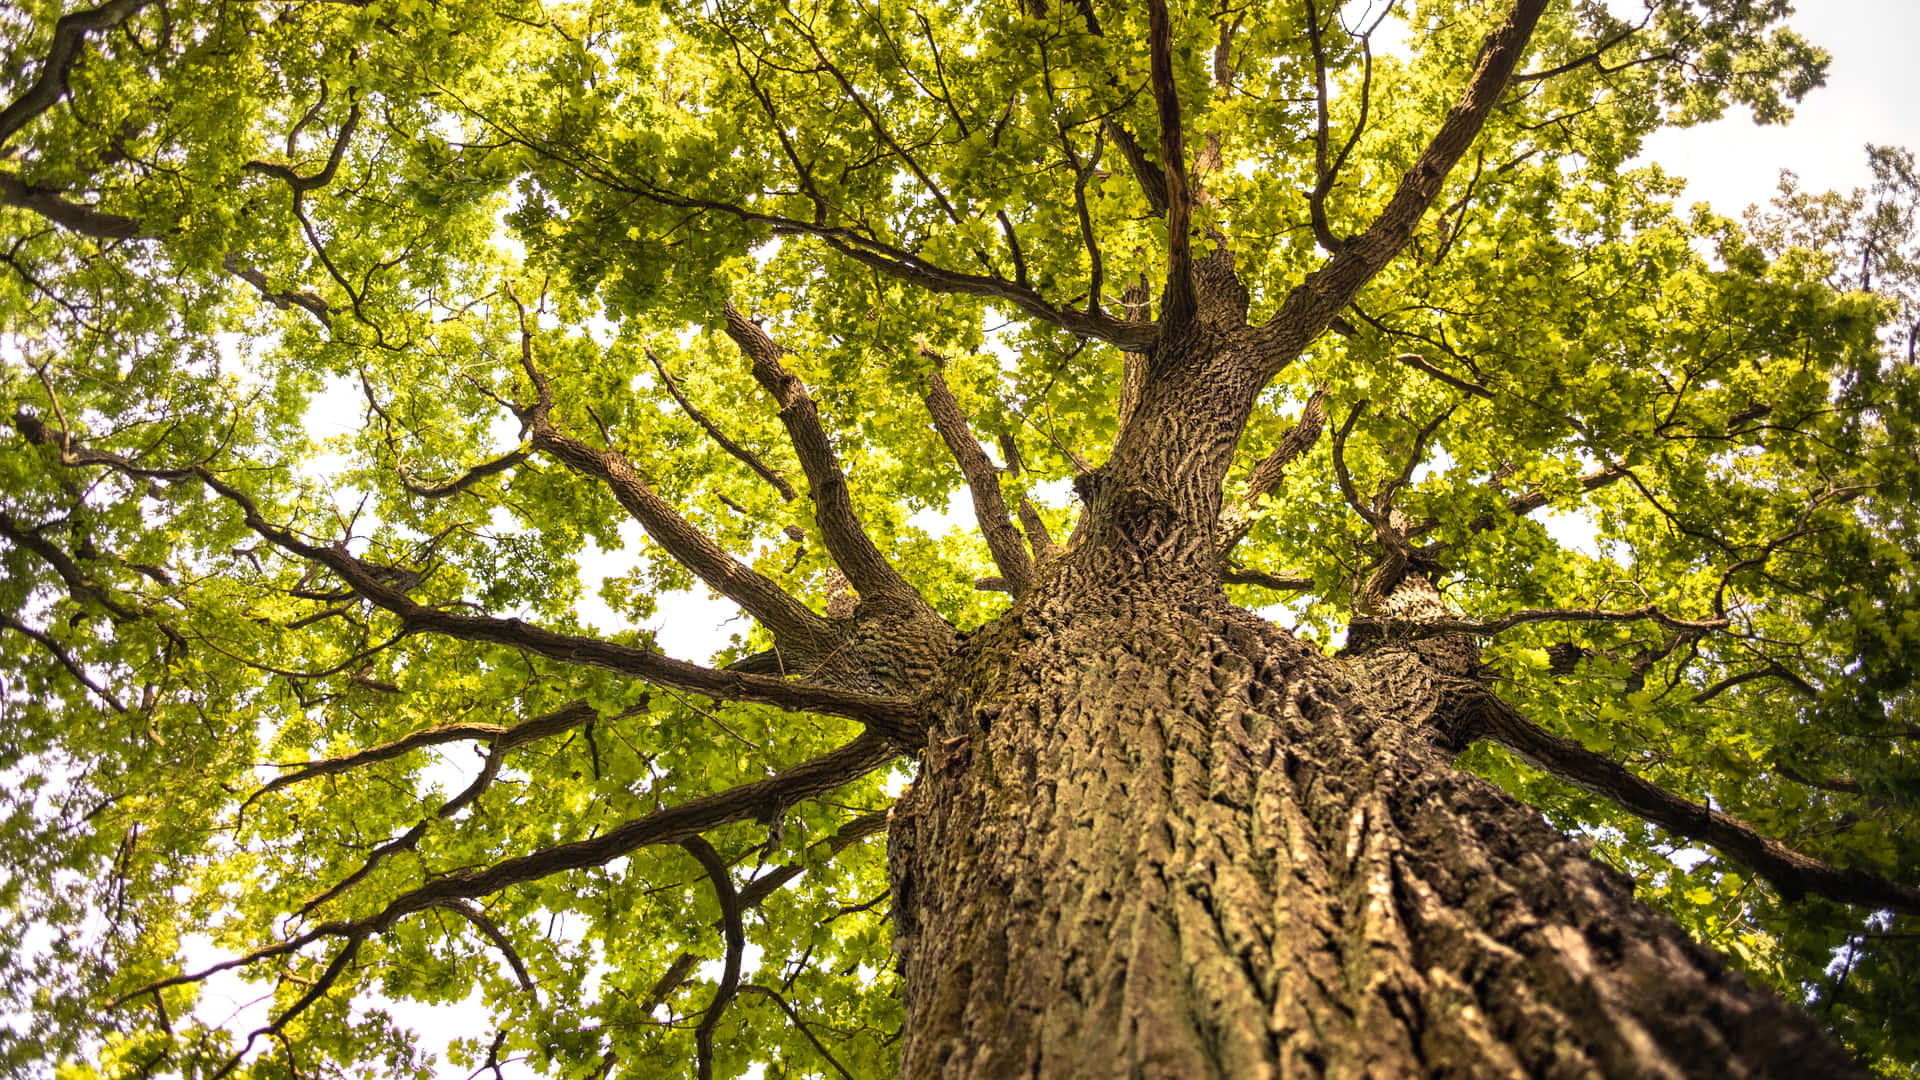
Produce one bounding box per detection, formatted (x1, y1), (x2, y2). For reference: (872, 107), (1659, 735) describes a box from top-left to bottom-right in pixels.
(384, 731), (893, 903)
(1102, 121), (1170, 216)
(1244, 390), (1329, 506)
(522, 422), (832, 651)
(0, 171), (147, 238)
(682, 836), (743, 1080)
(338, 570), (918, 739)
(1147, 0), (1194, 326)
(1252, 0), (1549, 381)
(921, 358), (1037, 597)
(0, 0), (156, 145)
(1017, 498), (1060, 563)
(1475, 696), (1920, 914)
(724, 304), (928, 614)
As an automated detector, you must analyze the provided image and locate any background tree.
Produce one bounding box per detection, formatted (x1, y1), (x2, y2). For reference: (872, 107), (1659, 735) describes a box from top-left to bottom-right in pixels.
(2, 0), (1917, 1077)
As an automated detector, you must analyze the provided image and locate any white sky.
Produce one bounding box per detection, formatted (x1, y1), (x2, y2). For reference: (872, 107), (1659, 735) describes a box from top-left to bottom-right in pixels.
(1638, 1), (1920, 215)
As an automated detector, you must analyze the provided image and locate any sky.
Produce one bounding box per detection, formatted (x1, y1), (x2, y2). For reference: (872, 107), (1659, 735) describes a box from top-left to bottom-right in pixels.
(1637, 1), (1920, 219)
(240, 3), (1920, 1075)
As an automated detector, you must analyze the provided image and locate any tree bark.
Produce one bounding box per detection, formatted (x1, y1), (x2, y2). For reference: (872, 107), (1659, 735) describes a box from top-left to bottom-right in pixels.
(885, 306), (1863, 1077)
(886, 577), (1861, 1077)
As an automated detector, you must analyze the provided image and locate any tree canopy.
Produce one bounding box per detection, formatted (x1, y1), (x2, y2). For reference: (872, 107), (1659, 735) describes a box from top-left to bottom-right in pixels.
(2, 0), (1918, 1075)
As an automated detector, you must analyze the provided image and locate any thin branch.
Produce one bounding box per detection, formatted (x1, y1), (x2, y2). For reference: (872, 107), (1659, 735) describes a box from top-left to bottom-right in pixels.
(1375, 401), (1457, 513)
(1329, 399), (1392, 537)
(397, 449), (529, 499)
(1771, 761), (1867, 798)
(1363, 603), (1728, 639)
(1061, 123), (1106, 317)
(920, 351), (1037, 597)
(0, 507), (138, 620)
(487, 117), (1158, 349)
(244, 99), (361, 193)
(1405, 463), (1630, 544)
(0, 611), (128, 711)
(647, 346), (797, 502)
(1692, 661), (1813, 704)
(740, 985), (857, 1080)
(246, 698), (601, 806)
(1304, 0), (1343, 252)
(208, 934), (367, 1080)
(643, 808), (890, 1009)
(222, 253), (334, 329)
(297, 693), (569, 917)
(1486, 464), (1627, 526)
(1512, 18), (1655, 82)
(1388, 351), (1495, 400)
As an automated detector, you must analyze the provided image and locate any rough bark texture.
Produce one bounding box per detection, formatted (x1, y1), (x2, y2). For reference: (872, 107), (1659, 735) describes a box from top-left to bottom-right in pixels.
(881, 241), (1864, 1074)
(886, 573), (1861, 1078)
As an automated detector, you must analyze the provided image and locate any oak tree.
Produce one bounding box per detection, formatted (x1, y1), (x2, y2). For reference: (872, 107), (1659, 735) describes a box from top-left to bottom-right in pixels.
(3, 0), (1918, 1076)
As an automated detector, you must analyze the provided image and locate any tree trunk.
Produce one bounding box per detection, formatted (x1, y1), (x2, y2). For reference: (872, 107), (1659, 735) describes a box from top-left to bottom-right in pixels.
(885, 577), (1860, 1077)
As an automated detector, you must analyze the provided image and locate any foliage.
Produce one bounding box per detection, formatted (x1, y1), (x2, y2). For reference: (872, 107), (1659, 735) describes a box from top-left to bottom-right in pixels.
(1, 0), (1916, 1076)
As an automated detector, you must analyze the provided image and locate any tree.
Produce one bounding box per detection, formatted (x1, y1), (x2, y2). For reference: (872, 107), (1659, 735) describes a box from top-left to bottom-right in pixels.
(3, 0), (1918, 1075)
